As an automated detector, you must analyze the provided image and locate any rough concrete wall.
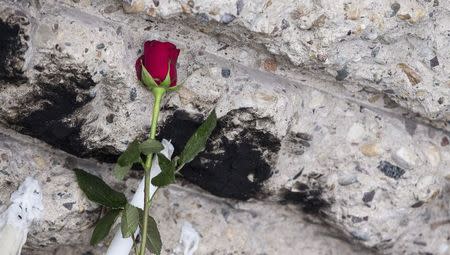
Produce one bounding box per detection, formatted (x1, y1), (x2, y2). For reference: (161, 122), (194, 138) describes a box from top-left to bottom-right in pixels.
(0, 0), (449, 254)
(128, 0), (450, 128)
(2, 127), (369, 255)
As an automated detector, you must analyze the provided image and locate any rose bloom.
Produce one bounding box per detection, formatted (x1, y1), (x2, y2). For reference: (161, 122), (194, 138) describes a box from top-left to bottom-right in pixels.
(135, 40), (180, 87)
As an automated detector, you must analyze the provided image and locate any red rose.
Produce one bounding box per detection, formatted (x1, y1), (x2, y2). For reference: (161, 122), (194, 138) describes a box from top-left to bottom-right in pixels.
(135, 40), (180, 87)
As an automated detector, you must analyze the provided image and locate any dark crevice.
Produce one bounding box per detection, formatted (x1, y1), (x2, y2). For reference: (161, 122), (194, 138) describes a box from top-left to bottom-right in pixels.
(13, 55), (96, 157)
(87, 146), (121, 164)
(280, 175), (330, 215)
(158, 108), (281, 200)
(0, 16), (29, 83)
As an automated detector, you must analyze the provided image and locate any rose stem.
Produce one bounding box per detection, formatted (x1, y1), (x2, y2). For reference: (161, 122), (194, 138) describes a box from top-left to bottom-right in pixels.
(139, 86), (165, 255)
(131, 232), (138, 255)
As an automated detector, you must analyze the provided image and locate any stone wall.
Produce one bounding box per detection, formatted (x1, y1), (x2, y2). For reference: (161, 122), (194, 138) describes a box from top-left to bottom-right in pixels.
(0, 0), (449, 254)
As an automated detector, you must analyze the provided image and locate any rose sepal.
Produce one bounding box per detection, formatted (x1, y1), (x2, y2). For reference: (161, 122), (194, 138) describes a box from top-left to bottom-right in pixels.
(166, 79), (185, 92)
(141, 63), (159, 89)
(158, 63), (172, 89)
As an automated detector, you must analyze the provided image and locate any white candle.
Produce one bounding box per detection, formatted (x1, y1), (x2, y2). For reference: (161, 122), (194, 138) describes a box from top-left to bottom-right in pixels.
(106, 139), (174, 255)
(0, 177), (43, 255)
(173, 221), (200, 255)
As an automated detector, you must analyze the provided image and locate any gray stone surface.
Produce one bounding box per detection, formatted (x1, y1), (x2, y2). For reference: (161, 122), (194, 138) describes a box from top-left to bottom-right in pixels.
(122, 0), (450, 128)
(1, 127), (369, 255)
(0, 0), (449, 254)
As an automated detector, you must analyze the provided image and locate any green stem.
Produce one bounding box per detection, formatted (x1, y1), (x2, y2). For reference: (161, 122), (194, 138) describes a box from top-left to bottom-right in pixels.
(131, 233), (138, 255)
(139, 87), (165, 255)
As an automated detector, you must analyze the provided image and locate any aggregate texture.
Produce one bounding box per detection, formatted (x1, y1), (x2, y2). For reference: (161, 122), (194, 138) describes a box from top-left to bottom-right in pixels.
(0, 0), (449, 254)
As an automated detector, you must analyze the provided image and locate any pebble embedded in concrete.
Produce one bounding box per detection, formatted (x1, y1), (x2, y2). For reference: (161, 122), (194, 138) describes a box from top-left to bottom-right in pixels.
(392, 147), (418, 169)
(360, 143), (382, 157)
(347, 123), (365, 143)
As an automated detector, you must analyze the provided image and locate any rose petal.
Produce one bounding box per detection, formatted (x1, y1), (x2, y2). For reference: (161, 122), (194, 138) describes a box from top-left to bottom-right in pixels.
(143, 40), (179, 84)
(169, 48), (180, 87)
(135, 55), (144, 81)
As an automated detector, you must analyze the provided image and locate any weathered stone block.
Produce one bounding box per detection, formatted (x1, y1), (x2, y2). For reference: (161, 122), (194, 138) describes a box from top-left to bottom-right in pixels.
(0, 0), (449, 254)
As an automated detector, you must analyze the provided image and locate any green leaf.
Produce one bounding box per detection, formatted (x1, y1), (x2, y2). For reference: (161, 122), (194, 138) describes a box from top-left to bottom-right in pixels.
(90, 209), (121, 245)
(74, 168), (127, 208)
(151, 154), (175, 187)
(141, 64), (158, 88)
(114, 164), (131, 180)
(139, 139), (164, 155)
(139, 210), (162, 255)
(117, 140), (141, 166)
(178, 110), (217, 165)
(121, 203), (140, 238)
